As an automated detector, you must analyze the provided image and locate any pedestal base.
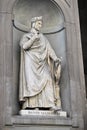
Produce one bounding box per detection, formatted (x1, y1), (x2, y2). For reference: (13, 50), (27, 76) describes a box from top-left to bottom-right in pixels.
(19, 110), (67, 117)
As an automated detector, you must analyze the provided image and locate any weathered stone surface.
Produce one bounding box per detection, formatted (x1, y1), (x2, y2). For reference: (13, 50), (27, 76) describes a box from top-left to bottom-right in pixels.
(64, 0), (72, 7)
(0, 13), (13, 125)
(3, 126), (72, 130)
(0, 0), (15, 13)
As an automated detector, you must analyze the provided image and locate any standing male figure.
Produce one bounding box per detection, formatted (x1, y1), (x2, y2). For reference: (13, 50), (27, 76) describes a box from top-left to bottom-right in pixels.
(19, 16), (62, 111)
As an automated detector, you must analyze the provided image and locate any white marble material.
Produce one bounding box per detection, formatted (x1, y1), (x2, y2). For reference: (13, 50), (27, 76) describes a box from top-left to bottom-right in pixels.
(19, 16), (62, 111)
(19, 110), (67, 117)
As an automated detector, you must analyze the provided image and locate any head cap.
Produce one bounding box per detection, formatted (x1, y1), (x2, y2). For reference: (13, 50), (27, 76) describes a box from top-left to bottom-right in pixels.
(31, 16), (43, 23)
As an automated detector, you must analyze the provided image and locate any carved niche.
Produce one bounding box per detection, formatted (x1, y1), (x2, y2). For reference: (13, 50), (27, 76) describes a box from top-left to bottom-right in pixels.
(12, 0), (71, 116)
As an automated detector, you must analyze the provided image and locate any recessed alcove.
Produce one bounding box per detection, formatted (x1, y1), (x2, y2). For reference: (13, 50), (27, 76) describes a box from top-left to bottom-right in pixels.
(12, 0), (71, 117)
(13, 0), (64, 33)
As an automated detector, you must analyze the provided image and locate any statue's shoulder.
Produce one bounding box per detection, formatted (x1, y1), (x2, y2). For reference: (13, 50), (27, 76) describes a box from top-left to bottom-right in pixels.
(41, 33), (48, 41)
(40, 33), (44, 36)
(40, 33), (46, 39)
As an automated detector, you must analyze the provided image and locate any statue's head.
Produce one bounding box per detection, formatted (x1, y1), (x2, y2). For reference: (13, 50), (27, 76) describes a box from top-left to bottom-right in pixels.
(31, 16), (43, 31)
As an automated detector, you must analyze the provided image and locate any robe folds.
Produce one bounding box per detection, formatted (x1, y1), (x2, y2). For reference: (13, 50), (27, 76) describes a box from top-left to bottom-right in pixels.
(19, 32), (61, 109)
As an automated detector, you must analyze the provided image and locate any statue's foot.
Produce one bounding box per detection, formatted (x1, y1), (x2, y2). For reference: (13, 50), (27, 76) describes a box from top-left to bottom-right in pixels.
(50, 106), (62, 112)
(35, 108), (39, 110)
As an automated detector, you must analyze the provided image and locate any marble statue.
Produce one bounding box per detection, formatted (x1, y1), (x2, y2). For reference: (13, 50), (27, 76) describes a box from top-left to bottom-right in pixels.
(19, 16), (62, 112)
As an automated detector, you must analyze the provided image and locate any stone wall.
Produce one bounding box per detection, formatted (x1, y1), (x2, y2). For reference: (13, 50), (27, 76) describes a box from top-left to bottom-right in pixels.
(0, 0), (86, 130)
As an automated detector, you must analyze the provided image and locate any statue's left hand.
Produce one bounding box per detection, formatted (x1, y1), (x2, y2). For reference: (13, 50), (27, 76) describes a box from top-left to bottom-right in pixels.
(55, 58), (61, 67)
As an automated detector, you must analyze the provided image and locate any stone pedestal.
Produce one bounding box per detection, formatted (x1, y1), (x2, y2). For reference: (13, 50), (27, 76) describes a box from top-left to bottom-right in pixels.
(19, 110), (67, 117)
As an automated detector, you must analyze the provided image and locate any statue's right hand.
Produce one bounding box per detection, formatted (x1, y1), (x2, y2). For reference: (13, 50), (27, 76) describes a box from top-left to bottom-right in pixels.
(31, 34), (40, 43)
(34, 34), (40, 40)
(30, 34), (39, 42)
(34, 34), (38, 38)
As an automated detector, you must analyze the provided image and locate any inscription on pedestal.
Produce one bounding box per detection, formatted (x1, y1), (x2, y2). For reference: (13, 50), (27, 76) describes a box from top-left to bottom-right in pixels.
(20, 110), (67, 117)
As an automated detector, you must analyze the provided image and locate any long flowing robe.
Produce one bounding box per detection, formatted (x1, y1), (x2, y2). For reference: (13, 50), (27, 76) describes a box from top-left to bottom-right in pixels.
(19, 32), (61, 109)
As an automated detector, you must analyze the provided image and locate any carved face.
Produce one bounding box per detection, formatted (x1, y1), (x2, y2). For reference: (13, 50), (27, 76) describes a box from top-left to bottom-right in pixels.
(34, 20), (42, 31)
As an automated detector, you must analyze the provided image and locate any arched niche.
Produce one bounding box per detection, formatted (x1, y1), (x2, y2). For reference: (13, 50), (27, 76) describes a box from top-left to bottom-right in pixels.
(13, 0), (64, 33)
(12, 0), (71, 116)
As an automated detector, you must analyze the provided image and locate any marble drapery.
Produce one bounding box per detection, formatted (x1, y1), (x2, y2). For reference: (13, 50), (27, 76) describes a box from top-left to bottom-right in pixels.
(19, 29), (61, 110)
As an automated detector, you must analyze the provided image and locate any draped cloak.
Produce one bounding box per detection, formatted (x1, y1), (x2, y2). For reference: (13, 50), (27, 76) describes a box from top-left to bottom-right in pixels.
(19, 32), (61, 108)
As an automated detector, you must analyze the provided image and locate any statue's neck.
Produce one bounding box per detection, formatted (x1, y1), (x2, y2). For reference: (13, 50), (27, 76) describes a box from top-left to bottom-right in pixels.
(30, 28), (39, 34)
